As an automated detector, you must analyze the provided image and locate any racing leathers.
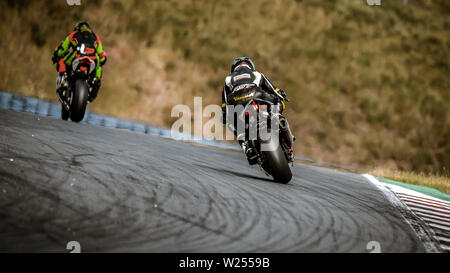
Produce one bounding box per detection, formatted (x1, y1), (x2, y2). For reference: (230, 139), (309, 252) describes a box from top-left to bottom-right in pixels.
(221, 66), (289, 164)
(52, 28), (107, 101)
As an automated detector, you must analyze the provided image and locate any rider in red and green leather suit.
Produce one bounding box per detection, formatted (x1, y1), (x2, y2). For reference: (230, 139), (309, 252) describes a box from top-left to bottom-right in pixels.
(52, 22), (107, 101)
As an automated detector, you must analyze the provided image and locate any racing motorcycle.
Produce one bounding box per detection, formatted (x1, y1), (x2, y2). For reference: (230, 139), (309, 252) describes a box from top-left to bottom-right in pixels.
(229, 88), (295, 184)
(57, 44), (98, 122)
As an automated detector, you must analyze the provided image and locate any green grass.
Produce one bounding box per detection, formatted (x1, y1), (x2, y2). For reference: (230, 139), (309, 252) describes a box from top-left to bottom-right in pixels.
(0, 0), (449, 174)
(370, 168), (450, 195)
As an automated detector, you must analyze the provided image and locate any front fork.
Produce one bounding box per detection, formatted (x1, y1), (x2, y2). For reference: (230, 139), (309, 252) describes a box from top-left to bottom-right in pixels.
(278, 115), (295, 163)
(57, 86), (71, 113)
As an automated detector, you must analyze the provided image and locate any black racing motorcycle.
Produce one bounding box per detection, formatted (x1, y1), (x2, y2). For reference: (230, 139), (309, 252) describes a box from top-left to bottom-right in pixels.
(229, 88), (295, 183)
(58, 44), (98, 122)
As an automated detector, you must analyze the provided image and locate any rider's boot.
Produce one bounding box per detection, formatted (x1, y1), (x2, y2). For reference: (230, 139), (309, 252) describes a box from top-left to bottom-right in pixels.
(56, 72), (68, 100)
(239, 139), (259, 165)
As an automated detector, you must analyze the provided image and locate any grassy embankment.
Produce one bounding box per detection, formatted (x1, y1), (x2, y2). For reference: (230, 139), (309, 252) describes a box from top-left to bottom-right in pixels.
(370, 168), (450, 194)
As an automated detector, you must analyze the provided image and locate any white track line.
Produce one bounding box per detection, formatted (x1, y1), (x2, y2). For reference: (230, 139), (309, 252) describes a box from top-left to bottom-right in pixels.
(397, 193), (450, 208)
(405, 206), (450, 220)
(380, 182), (447, 203)
(441, 245), (450, 252)
(435, 236), (450, 244)
(364, 174), (450, 252)
(402, 201), (450, 215)
(414, 211), (450, 224)
(414, 213), (450, 227)
(404, 202), (450, 216)
(427, 222), (450, 232)
(398, 195), (450, 209)
(362, 174), (441, 253)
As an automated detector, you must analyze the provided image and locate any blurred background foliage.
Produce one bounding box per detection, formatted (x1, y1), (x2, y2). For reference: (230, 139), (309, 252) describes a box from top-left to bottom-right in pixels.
(0, 0), (448, 174)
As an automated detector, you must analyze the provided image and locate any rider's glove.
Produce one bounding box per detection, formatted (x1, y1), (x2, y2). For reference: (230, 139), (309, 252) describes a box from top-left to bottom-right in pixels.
(100, 56), (107, 66)
(277, 89), (288, 102)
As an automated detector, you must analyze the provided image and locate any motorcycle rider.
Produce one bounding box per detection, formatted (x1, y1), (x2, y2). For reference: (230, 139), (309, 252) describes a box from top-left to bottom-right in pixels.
(52, 22), (107, 102)
(221, 56), (293, 165)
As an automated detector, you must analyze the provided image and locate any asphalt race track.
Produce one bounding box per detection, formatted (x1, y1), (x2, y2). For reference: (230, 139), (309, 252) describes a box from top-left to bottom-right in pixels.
(0, 109), (429, 252)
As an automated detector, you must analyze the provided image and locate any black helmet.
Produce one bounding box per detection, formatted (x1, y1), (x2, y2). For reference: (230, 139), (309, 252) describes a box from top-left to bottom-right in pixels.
(231, 56), (255, 72)
(74, 21), (92, 32)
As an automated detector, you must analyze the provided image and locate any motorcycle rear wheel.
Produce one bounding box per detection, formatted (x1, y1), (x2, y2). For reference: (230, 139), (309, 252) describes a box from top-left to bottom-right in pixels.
(261, 140), (292, 184)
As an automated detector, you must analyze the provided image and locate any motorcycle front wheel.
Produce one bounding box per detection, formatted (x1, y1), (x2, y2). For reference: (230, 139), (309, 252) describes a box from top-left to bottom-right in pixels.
(70, 79), (88, 122)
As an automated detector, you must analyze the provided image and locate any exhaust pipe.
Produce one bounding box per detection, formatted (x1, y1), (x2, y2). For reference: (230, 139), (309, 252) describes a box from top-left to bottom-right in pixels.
(279, 116), (295, 149)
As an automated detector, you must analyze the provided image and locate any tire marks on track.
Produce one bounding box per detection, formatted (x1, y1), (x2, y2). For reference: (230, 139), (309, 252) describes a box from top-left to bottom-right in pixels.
(0, 110), (428, 252)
